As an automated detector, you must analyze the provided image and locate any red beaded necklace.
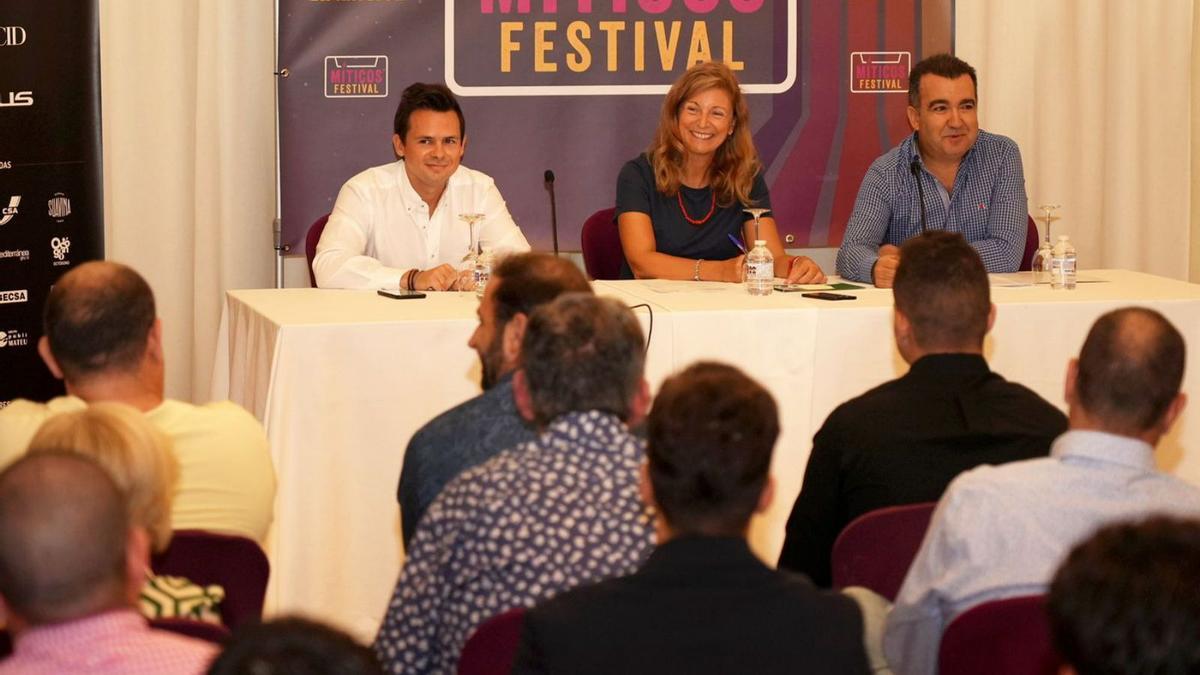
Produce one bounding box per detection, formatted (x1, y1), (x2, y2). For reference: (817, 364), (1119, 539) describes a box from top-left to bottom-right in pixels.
(678, 190), (716, 226)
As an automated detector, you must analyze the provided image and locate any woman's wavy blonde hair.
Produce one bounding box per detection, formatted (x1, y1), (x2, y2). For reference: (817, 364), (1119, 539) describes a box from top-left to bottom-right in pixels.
(647, 60), (761, 208)
(28, 402), (179, 553)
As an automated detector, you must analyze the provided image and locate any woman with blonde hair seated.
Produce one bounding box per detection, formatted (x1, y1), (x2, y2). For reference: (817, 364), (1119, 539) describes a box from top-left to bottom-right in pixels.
(617, 60), (825, 283)
(27, 402), (223, 623)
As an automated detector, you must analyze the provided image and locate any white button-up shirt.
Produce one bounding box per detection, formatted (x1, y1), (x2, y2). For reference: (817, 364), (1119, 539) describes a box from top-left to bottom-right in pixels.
(313, 161), (531, 289)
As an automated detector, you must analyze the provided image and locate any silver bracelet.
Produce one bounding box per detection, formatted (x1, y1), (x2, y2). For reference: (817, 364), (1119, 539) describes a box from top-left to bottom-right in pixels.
(693, 258), (703, 281)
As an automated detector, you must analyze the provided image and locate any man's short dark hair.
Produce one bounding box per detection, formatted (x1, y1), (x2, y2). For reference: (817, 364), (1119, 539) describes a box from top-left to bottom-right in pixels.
(521, 294), (644, 426)
(1075, 307), (1185, 434)
(208, 617), (383, 675)
(43, 261), (156, 381)
(1049, 516), (1200, 675)
(0, 452), (129, 625)
(908, 53), (977, 108)
(392, 83), (465, 141)
(893, 231), (990, 351)
(646, 362), (778, 536)
(492, 253), (592, 328)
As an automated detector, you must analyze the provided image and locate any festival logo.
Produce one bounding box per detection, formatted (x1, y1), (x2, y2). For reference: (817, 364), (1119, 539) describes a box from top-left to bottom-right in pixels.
(0, 249), (30, 262)
(48, 193), (71, 221)
(50, 236), (71, 265)
(0, 161), (11, 170)
(0, 329), (29, 348)
(850, 51), (910, 93)
(449, 0), (792, 96)
(0, 196), (19, 226)
(0, 289), (28, 304)
(325, 56), (389, 98)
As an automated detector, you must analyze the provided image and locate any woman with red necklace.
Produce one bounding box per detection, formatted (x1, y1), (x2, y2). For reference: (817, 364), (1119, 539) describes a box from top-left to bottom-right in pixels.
(617, 61), (826, 283)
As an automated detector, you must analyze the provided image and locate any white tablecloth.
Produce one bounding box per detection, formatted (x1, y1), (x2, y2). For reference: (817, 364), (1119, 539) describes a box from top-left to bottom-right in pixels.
(211, 270), (1200, 641)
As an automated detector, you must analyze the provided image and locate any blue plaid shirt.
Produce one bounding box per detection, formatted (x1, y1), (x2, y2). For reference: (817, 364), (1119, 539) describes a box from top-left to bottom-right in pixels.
(836, 131), (1028, 283)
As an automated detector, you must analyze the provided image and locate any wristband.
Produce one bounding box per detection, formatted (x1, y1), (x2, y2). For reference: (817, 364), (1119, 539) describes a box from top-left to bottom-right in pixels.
(693, 258), (703, 281)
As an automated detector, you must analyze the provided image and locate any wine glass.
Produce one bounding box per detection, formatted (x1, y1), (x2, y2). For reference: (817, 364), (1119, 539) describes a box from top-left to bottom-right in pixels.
(743, 208), (769, 244)
(457, 213), (485, 293)
(1030, 204), (1060, 284)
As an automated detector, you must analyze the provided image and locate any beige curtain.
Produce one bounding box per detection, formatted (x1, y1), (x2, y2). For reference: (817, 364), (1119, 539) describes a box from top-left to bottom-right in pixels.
(957, 0), (1193, 280)
(100, 0), (276, 402)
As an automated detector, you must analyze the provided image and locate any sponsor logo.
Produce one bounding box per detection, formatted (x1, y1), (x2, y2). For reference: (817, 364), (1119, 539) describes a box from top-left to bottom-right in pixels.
(850, 51), (910, 93)
(0, 91), (32, 107)
(0, 329), (29, 348)
(0, 196), (19, 226)
(0, 289), (28, 304)
(0, 249), (30, 262)
(48, 192), (70, 220)
(0, 26), (26, 47)
(325, 56), (388, 98)
(50, 236), (70, 265)
(0, 161), (10, 170)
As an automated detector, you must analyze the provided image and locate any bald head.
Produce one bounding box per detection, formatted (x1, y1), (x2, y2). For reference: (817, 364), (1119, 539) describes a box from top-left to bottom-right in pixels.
(43, 261), (156, 382)
(1075, 308), (1186, 436)
(0, 453), (131, 625)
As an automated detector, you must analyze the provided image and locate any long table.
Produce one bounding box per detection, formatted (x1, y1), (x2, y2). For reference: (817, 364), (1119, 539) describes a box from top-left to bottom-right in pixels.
(211, 270), (1200, 641)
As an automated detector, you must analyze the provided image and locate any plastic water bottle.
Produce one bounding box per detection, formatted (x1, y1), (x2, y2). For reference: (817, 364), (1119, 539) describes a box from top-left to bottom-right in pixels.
(744, 240), (774, 296)
(1049, 235), (1076, 290)
(474, 247), (494, 298)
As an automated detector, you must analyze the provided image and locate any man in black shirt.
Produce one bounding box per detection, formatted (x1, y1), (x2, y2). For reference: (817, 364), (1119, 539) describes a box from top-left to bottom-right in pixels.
(777, 231), (1066, 587)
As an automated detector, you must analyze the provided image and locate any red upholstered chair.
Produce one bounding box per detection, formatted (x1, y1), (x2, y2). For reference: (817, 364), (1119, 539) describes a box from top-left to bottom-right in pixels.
(150, 530), (270, 630)
(580, 207), (626, 280)
(830, 502), (936, 601)
(938, 595), (1062, 675)
(457, 607), (527, 675)
(151, 617), (232, 644)
(305, 213), (331, 287)
(1019, 214), (1039, 271)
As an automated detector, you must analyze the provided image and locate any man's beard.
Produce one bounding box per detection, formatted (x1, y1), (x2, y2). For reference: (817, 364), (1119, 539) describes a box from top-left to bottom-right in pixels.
(478, 336), (505, 391)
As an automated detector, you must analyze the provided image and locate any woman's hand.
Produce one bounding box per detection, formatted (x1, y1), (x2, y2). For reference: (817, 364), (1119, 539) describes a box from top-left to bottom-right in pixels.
(786, 256), (827, 284)
(716, 255), (746, 283)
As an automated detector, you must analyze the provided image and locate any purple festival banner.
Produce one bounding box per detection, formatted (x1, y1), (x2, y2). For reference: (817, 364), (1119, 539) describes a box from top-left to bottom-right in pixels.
(278, 0), (952, 255)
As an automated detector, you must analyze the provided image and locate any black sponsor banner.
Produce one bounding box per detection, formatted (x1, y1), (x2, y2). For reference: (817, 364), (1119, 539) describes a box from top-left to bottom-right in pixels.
(0, 0), (104, 405)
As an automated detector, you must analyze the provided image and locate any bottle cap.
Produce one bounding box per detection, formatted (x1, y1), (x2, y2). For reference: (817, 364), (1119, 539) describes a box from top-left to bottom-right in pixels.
(754, 240), (767, 246)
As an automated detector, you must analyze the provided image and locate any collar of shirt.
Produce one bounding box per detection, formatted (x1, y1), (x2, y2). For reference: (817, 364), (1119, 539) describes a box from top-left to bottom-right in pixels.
(539, 409), (632, 451)
(1050, 429), (1157, 471)
(906, 352), (990, 383)
(13, 608), (146, 657)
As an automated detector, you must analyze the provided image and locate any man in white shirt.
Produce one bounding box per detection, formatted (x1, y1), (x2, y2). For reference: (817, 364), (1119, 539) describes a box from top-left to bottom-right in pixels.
(313, 82), (531, 290)
(883, 307), (1200, 675)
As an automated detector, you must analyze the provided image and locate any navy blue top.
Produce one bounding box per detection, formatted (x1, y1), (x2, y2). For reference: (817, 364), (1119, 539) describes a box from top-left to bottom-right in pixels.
(615, 154), (771, 279)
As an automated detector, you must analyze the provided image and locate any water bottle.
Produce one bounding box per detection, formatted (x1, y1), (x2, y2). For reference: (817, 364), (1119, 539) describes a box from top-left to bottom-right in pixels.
(474, 247), (494, 298)
(744, 240), (774, 296)
(1049, 235), (1076, 290)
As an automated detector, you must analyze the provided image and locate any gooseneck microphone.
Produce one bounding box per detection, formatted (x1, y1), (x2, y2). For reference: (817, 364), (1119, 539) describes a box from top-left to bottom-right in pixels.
(544, 170), (559, 256)
(910, 158), (928, 235)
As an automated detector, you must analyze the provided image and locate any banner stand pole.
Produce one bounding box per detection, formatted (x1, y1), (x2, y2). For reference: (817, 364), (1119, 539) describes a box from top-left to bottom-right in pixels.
(272, 0), (286, 289)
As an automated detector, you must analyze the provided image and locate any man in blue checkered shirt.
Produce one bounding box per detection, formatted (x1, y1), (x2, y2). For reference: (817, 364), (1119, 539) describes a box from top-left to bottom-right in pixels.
(837, 54), (1027, 287)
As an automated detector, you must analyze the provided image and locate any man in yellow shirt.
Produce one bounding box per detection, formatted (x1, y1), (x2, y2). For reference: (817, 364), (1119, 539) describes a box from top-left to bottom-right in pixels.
(0, 261), (275, 543)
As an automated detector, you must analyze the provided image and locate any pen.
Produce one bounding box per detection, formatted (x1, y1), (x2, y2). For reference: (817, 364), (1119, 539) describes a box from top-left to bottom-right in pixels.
(727, 233), (747, 254)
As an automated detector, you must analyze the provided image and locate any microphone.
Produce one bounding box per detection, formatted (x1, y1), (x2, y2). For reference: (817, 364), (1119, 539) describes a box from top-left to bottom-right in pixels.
(910, 158), (928, 235)
(544, 170), (559, 256)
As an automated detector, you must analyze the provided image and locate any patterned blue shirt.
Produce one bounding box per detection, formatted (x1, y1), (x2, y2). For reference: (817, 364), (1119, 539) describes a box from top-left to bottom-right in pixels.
(374, 410), (655, 675)
(883, 430), (1200, 675)
(836, 131), (1028, 283)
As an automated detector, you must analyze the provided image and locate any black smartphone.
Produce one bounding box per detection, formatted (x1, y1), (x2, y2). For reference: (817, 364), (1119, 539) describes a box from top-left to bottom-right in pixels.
(801, 292), (856, 301)
(377, 289), (427, 300)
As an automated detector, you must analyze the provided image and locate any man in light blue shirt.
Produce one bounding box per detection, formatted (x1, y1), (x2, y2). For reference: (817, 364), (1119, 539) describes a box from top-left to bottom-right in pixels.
(884, 307), (1200, 675)
(837, 54), (1027, 287)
